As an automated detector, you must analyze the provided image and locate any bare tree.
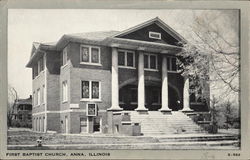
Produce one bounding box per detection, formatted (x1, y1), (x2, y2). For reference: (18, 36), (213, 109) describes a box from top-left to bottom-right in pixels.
(178, 10), (239, 103)
(7, 86), (18, 128)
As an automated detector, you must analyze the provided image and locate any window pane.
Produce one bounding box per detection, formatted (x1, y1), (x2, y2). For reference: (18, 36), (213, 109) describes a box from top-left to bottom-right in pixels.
(144, 55), (149, 68)
(167, 57), (171, 70)
(127, 52), (134, 67)
(118, 51), (125, 66)
(171, 58), (177, 71)
(91, 48), (99, 63)
(92, 81), (99, 99)
(62, 81), (67, 101)
(150, 55), (156, 69)
(81, 47), (89, 62)
(63, 49), (67, 65)
(82, 81), (89, 98)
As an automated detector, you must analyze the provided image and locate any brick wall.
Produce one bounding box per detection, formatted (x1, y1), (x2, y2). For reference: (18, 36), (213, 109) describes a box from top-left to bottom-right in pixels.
(32, 68), (45, 114)
(70, 67), (111, 111)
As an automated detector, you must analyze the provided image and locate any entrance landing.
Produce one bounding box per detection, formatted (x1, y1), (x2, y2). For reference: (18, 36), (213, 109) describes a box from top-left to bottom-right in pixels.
(127, 111), (203, 135)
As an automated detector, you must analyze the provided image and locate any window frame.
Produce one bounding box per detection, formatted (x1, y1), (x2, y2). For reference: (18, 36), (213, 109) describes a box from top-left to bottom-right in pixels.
(166, 56), (178, 73)
(144, 53), (158, 71)
(62, 81), (68, 103)
(149, 31), (161, 40)
(118, 49), (136, 69)
(80, 80), (101, 102)
(80, 45), (101, 66)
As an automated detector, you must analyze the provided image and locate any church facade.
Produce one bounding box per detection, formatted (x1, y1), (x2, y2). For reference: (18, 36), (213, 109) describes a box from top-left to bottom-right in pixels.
(26, 17), (209, 135)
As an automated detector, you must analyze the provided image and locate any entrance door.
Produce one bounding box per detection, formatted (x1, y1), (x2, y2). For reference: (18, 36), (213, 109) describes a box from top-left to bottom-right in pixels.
(93, 117), (101, 132)
(145, 86), (161, 111)
(80, 117), (87, 133)
(65, 116), (69, 134)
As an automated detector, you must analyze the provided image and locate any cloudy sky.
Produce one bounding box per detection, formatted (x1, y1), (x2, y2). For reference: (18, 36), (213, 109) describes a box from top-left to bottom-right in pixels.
(8, 9), (238, 99)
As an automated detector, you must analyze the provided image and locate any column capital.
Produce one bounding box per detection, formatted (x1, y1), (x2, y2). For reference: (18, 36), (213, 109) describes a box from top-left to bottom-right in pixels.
(137, 47), (146, 51)
(110, 43), (120, 48)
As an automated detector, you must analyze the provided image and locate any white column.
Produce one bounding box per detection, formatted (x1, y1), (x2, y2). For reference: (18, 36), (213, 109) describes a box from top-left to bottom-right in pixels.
(160, 56), (171, 112)
(108, 47), (122, 111)
(136, 51), (148, 111)
(182, 77), (193, 112)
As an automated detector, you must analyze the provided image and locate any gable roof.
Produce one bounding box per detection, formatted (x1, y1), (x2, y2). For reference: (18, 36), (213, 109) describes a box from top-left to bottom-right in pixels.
(27, 17), (186, 68)
(112, 17), (187, 43)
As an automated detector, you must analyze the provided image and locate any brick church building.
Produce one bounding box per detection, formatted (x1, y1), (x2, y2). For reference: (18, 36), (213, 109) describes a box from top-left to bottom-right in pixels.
(26, 17), (210, 135)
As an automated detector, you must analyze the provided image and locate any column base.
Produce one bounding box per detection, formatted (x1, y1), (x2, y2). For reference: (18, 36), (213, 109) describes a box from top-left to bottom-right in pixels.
(159, 109), (172, 114)
(135, 108), (148, 114)
(107, 106), (123, 111)
(181, 109), (194, 113)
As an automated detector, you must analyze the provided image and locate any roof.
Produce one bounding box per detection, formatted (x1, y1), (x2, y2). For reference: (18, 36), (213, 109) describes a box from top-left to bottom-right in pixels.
(16, 96), (32, 105)
(66, 31), (120, 41)
(26, 17), (186, 68)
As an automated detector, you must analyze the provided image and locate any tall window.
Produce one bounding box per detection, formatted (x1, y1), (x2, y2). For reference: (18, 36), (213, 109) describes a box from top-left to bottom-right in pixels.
(62, 81), (68, 102)
(37, 88), (41, 106)
(81, 81), (100, 100)
(62, 47), (68, 66)
(167, 57), (177, 72)
(118, 50), (135, 68)
(144, 53), (157, 70)
(80, 45), (100, 64)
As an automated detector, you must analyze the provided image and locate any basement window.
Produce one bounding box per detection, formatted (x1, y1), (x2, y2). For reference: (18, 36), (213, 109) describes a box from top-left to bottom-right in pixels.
(149, 31), (161, 40)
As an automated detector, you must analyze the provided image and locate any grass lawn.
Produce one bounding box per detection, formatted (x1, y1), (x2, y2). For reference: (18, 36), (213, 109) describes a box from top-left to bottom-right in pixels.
(7, 128), (240, 150)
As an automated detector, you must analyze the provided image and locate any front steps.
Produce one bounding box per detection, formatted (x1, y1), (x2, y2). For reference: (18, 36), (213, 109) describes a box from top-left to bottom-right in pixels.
(128, 111), (204, 135)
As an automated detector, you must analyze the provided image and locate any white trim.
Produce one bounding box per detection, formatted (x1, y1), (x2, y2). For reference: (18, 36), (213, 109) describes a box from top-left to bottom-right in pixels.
(80, 44), (101, 65)
(118, 66), (136, 70)
(144, 68), (159, 72)
(149, 31), (161, 40)
(80, 62), (102, 66)
(69, 104), (80, 109)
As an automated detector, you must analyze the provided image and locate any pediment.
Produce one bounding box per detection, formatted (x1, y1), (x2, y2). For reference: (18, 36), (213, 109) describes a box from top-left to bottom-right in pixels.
(114, 17), (186, 46)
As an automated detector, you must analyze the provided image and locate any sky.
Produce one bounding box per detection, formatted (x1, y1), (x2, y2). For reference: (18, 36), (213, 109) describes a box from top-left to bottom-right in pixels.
(8, 9), (239, 100)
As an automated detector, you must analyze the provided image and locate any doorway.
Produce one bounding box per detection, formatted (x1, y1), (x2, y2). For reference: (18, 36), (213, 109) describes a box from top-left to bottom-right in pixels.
(93, 117), (101, 132)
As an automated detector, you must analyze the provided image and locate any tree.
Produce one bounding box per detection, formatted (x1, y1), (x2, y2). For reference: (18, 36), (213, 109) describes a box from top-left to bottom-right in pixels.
(178, 10), (239, 103)
(7, 86), (18, 128)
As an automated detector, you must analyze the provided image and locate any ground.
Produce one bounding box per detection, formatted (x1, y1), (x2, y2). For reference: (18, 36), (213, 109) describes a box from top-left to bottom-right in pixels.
(7, 128), (240, 150)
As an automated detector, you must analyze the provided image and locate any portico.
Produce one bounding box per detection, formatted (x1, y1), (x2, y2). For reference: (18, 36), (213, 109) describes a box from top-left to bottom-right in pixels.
(108, 44), (193, 112)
